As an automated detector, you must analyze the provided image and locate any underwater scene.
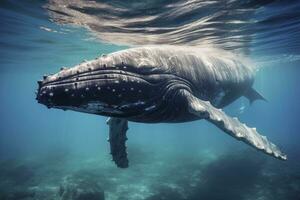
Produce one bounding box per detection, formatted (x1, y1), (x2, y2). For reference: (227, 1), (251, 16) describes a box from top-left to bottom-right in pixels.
(1, 0), (300, 200)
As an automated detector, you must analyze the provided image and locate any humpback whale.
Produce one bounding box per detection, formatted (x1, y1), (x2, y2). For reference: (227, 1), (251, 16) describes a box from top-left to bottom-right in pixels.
(36, 46), (287, 168)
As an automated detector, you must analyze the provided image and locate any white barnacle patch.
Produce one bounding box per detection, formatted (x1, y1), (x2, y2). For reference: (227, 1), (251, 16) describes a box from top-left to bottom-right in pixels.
(216, 117), (222, 122)
(119, 100), (146, 110)
(64, 88), (69, 92)
(85, 87), (89, 91)
(112, 89), (116, 92)
(81, 101), (123, 114)
(133, 100), (145, 106)
(236, 132), (243, 138)
(49, 92), (54, 97)
(266, 148), (272, 154)
(145, 105), (156, 111)
(97, 87), (101, 90)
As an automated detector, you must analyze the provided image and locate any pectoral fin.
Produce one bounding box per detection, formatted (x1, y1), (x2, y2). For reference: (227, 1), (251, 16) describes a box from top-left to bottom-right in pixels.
(106, 117), (129, 168)
(182, 90), (287, 160)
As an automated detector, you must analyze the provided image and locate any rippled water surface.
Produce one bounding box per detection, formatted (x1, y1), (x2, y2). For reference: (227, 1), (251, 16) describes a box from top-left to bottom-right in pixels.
(0, 1), (300, 200)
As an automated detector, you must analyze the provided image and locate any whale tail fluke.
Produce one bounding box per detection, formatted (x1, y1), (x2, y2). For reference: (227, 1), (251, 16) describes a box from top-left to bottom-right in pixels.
(244, 88), (266, 104)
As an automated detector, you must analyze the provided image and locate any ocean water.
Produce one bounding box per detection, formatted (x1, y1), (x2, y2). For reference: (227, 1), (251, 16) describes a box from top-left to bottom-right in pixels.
(0, 0), (300, 200)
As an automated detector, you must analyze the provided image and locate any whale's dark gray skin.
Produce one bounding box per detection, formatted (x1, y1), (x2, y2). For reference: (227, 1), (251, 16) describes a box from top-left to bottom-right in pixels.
(36, 46), (287, 168)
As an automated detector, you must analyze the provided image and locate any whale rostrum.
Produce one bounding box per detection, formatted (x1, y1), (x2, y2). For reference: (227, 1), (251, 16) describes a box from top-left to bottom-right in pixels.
(36, 46), (287, 168)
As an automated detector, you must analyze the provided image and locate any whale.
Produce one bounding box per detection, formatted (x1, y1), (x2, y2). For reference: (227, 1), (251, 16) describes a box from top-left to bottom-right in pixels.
(36, 46), (287, 168)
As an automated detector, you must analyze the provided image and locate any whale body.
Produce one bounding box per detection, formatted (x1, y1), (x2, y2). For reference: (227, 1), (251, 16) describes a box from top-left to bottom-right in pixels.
(36, 46), (286, 168)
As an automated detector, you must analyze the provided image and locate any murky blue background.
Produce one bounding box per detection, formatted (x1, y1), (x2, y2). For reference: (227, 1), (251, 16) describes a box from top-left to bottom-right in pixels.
(0, 1), (300, 200)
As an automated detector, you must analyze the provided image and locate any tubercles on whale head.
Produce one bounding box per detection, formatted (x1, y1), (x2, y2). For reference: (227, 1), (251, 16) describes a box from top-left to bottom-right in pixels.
(36, 51), (164, 116)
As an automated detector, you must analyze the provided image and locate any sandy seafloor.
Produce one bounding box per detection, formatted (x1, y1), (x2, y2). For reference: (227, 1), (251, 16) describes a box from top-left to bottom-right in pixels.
(1, 147), (300, 200)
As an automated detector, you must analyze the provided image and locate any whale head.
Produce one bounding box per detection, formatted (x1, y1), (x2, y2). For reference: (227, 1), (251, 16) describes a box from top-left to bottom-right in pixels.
(36, 50), (184, 118)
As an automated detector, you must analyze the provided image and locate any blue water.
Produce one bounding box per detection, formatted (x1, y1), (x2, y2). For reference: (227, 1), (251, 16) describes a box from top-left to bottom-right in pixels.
(1, 1), (300, 200)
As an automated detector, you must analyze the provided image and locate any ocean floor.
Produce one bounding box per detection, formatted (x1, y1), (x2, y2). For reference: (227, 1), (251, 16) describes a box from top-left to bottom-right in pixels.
(0, 148), (299, 200)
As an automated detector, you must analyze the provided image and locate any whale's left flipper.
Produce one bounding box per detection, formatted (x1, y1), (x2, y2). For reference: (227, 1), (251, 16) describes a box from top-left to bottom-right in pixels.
(106, 117), (129, 168)
(182, 90), (287, 160)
